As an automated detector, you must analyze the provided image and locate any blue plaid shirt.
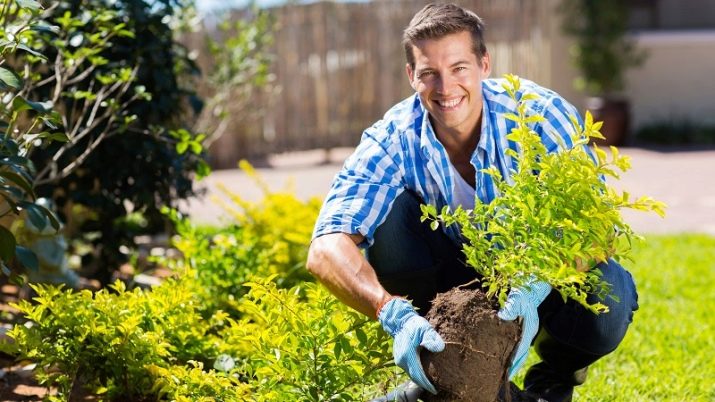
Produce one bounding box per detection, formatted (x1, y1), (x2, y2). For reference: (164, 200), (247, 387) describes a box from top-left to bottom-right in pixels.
(312, 78), (585, 247)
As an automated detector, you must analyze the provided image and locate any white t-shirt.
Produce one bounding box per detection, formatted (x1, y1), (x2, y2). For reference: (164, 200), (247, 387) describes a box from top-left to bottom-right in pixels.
(450, 162), (475, 211)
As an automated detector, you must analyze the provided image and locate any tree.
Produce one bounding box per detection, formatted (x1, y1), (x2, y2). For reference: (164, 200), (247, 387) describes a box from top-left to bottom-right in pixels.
(3, 0), (273, 284)
(7, 0), (207, 283)
(0, 0), (63, 276)
(192, 6), (274, 149)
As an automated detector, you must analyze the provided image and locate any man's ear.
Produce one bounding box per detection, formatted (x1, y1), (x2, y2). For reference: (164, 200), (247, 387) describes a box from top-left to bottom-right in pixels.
(406, 63), (417, 90)
(481, 51), (492, 78)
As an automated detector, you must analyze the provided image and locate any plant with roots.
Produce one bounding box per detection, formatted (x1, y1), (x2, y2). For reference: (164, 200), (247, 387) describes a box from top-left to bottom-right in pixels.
(422, 74), (665, 314)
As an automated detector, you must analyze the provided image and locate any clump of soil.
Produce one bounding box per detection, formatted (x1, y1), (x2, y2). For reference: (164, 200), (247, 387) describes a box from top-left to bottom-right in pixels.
(421, 288), (521, 402)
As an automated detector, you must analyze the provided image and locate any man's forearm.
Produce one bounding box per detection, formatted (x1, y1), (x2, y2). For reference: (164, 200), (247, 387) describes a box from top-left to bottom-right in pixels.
(307, 233), (392, 318)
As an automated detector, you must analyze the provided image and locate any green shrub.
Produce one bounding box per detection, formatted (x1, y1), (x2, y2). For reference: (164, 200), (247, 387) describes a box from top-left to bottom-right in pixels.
(148, 361), (251, 402)
(217, 276), (394, 401)
(635, 121), (715, 145)
(423, 75), (665, 313)
(12, 0), (208, 284)
(4, 275), (394, 401)
(165, 161), (322, 315)
(5, 278), (212, 400)
(559, 0), (646, 96)
(3, 167), (395, 400)
(0, 0), (64, 274)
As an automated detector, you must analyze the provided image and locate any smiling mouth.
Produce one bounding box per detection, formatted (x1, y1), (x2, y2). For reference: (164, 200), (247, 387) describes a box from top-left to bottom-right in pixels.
(434, 96), (464, 110)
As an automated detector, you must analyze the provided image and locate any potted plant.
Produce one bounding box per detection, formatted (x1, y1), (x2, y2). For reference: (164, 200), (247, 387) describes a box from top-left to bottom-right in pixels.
(560, 0), (646, 146)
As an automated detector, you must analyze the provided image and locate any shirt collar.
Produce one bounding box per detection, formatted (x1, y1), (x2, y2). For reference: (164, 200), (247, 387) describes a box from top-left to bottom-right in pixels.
(474, 96), (496, 166)
(415, 89), (498, 166)
(418, 101), (443, 160)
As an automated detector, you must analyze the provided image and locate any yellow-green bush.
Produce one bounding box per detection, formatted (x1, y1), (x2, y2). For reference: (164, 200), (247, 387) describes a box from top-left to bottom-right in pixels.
(6, 278), (210, 400)
(166, 161), (323, 316)
(218, 276), (394, 401)
(212, 161), (323, 283)
(3, 164), (393, 401)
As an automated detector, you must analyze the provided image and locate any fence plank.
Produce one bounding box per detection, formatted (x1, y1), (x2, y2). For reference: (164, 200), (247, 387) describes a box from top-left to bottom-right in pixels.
(203, 0), (553, 168)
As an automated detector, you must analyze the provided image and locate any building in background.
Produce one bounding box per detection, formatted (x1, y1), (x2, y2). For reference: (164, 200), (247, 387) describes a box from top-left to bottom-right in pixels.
(625, 0), (715, 131)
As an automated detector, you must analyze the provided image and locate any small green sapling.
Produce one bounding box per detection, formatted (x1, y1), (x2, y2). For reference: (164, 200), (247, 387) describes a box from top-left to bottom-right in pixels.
(422, 74), (665, 314)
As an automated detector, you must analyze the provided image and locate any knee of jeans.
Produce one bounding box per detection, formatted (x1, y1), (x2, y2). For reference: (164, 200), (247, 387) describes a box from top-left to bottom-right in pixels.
(385, 190), (423, 226)
(599, 259), (639, 315)
(368, 191), (432, 274)
(580, 259), (639, 354)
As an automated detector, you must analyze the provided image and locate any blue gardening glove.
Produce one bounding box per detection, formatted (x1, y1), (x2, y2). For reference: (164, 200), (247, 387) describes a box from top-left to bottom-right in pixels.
(378, 298), (444, 395)
(497, 280), (552, 379)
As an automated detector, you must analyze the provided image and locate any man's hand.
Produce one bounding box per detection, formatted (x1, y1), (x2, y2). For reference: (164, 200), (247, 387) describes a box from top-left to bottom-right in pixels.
(497, 281), (551, 379)
(378, 298), (444, 394)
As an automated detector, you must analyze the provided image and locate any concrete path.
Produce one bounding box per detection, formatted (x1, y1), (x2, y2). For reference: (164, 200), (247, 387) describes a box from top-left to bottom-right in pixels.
(183, 147), (715, 236)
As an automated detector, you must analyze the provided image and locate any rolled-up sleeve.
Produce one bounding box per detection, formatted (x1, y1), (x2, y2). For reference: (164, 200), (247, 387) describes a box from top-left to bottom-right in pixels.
(312, 130), (404, 248)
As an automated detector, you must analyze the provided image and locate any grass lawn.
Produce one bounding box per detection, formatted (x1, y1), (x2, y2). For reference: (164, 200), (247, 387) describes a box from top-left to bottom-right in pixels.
(516, 234), (715, 401)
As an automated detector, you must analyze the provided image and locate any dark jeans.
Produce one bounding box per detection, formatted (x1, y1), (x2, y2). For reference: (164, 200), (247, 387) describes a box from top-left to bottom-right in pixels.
(367, 191), (639, 372)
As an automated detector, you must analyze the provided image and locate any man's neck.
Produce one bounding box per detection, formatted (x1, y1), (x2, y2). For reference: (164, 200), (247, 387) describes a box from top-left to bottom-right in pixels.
(433, 115), (482, 161)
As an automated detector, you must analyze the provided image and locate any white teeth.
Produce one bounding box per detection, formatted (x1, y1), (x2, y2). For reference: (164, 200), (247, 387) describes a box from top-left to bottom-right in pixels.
(438, 98), (461, 108)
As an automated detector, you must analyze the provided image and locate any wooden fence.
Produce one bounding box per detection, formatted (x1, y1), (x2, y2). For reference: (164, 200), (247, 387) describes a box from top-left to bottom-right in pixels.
(204, 0), (554, 168)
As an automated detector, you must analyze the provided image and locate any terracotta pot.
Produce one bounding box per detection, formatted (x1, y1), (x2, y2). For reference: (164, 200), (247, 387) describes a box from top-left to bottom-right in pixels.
(585, 97), (631, 146)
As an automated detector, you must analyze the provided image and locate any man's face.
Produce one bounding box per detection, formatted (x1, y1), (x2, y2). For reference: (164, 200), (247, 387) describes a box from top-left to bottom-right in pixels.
(406, 31), (491, 138)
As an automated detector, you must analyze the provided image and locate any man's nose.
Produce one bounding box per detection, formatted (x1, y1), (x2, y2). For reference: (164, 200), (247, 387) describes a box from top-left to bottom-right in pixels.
(435, 73), (454, 94)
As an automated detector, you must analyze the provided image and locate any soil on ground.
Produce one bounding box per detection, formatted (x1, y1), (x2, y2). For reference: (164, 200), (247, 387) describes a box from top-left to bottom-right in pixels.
(420, 287), (521, 402)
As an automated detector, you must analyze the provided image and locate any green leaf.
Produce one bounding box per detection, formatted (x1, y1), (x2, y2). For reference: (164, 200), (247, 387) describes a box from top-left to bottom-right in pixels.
(16, 0), (42, 10)
(30, 22), (60, 34)
(0, 185), (24, 200)
(196, 160), (211, 179)
(49, 132), (69, 142)
(0, 226), (16, 262)
(0, 156), (30, 167)
(0, 40), (12, 52)
(430, 220), (439, 231)
(333, 340), (342, 360)
(0, 192), (19, 213)
(355, 328), (367, 345)
(15, 246), (38, 271)
(0, 67), (23, 90)
(0, 171), (34, 196)
(18, 202), (49, 231)
(16, 44), (46, 59)
(12, 97), (53, 113)
(23, 131), (68, 144)
(503, 113), (520, 122)
(32, 203), (61, 231)
(176, 142), (188, 154)
(117, 29), (135, 39)
(340, 336), (353, 354)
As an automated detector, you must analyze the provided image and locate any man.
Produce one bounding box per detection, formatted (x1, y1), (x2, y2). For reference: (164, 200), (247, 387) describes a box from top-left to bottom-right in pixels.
(306, 3), (638, 401)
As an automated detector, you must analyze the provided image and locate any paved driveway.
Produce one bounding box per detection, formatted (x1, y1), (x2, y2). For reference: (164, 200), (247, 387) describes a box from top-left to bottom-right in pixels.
(184, 147), (715, 235)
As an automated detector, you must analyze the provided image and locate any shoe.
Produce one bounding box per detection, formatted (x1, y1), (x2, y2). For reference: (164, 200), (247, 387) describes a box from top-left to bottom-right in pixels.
(369, 381), (423, 402)
(523, 363), (588, 402)
(498, 381), (548, 402)
(523, 330), (593, 402)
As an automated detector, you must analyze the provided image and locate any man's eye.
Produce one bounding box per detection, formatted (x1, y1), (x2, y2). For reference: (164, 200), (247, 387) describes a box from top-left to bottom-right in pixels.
(454, 66), (467, 72)
(418, 71), (434, 78)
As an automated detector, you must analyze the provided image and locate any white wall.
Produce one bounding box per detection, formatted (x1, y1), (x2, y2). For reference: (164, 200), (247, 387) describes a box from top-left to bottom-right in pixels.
(626, 30), (715, 130)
